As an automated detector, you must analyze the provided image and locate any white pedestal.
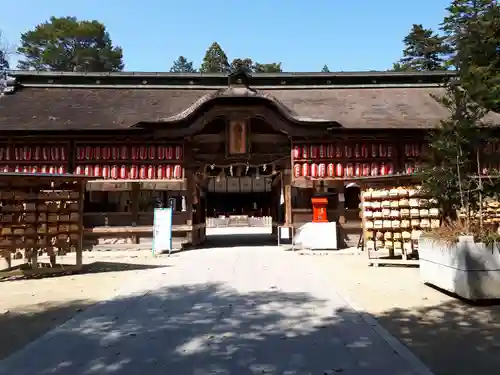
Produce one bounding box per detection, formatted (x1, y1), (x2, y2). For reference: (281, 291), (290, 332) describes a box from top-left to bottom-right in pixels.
(293, 222), (338, 250)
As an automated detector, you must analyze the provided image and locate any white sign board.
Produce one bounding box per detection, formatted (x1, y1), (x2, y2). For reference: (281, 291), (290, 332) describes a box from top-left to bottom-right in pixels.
(153, 208), (173, 255)
(293, 222), (338, 250)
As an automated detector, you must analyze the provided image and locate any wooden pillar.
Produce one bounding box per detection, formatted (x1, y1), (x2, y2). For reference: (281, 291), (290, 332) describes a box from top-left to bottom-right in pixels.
(336, 181), (346, 224)
(131, 182), (140, 244)
(185, 169), (196, 245)
(283, 171), (293, 226)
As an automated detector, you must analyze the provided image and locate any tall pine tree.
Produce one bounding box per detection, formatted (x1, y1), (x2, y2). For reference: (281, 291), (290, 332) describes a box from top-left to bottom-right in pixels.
(395, 24), (450, 71)
(170, 56), (196, 73)
(441, 0), (500, 111)
(321, 65), (330, 72)
(199, 42), (230, 73)
(253, 62), (282, 73)
(231, 58), (253, 73)
(0, 31), (10, 70)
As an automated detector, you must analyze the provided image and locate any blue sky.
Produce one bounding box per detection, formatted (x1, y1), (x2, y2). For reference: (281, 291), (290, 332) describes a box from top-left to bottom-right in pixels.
(1, 0), (451, 72)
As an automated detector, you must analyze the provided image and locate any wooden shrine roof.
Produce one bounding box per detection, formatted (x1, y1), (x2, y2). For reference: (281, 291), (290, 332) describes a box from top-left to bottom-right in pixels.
(1, 70), (499, 132)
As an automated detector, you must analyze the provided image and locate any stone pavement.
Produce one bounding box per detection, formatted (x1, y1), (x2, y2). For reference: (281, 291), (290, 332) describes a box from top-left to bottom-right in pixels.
(0, 245), (433, 375)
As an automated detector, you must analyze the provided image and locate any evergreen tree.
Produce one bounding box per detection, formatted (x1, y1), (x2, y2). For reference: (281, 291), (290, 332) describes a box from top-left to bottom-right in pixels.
(253, 62), (282, 73)
(395, 24), (450, 71)
(231, 58), (253, 73)
(321, 65), (330, 72)
(0, 31), (10, 71)
(441, 0), (500, 111)
(199, 42), (230, 73)
(170, 56), (196, 73)
(17, 16), (123, 71)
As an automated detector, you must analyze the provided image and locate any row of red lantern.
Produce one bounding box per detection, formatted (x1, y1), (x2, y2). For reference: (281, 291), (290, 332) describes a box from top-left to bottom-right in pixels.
(74, 165), (184, 180)
(404, 144), (423, 157)
(0, 165), (66, 174)
(292, 144), (396, 160)
(293, 163), (396, 178)
(76, 145), (183, 161)
(0, 146), (67, 162)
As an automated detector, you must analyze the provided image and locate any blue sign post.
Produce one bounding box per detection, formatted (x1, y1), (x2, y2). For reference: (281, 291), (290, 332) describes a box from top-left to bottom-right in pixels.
(153, 207), (173, 256)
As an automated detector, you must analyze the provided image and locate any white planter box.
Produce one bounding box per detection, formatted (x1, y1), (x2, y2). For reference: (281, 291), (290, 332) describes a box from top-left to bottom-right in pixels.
(419, 235), (500, 300)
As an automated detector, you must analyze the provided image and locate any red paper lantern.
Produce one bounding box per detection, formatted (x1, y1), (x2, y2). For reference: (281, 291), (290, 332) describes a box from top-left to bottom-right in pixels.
(165, 165), (172, 179)
(139, 165), (147, 179)
(354, 144), (361, 158)
(354, 163), (361, 176)
(30, 165), (38, 173)
(413, 144), (421, 157)
(327, 144), (335, 158)
(14, 165), (21, 173)
(23, 146), (31, 161)
(49, 166), (56, 174)
(174, 165), (183, 179)
(148, 146), (156, 160)
(336, 163), (344, 177)
(157, 146), (166, 160)
(14, 148), (21, 161)
(362, 163), (370, 176)
(318, 163), (326, 177)
(175, 146), (183, 160)
(371, 144), (378, 158)
(84, 165), (93, 176)
(129, 165), (138, 179)
(301, 145), (309, 159)
(345, 145), (353, 158)
(120, 146), (128, 160)
(76, 147), (83, 161)
(146, 165), (154, 179)
(166, 147), (173, 160)
(310, 163), (318, 177)
(327, 163), (335, 177)
(370, 163), (379, 176)
(379, 144), (386, 158)
(157, 165), (165, 179)
(387, 163), (394, 175)
(292, 145), (300, 159)
(310, 145), (319, 159)
(120, 165), (127, 179)
(405, 163), (415, 174)
(93, 165), (101, 177)
(74, 165), (82, 175)
(0, 147), (4, 161)
(293, 164), (301, 178)
(58, 166), (66, 174)
(319, 145), (326, 159)
(387, 145), (394, 157)
(302, 163), (309, 177)
(110, 165), (119, 179)
(404, 144), (412, 157)
(102, 165), (110, 179)
(33, 146), (41, 161)
(361, 144), (369, 158)
(39, 165), (46, 174)
(22, 166), (29, 173)
(379, 162), (386, 176)
(60, 147), (67, 161)
(335, 144), (343, 158)
(131, 146), (139, 160)
(111, 147), (120, 160)
(93, 146), (101, 160)
(84, 146), (92, 160)
(345, 163), (354, 177)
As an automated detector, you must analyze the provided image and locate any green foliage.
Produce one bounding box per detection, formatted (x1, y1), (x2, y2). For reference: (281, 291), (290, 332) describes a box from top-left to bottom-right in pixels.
(441, 0), (500, 112)
(395, 24), (450, 71)
(422, 82), (493, 219)
(0, 31), (10, 70)
(199, 42), (230, 73)
(321, 64), (330, 72)
(231, 58), (253, 73)
(170, 56), (196, 73)
(252, 62), (282, 73)
(17, 16), (123, 72)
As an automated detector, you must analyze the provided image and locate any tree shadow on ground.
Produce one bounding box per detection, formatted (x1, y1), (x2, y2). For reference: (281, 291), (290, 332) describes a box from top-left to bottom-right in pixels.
(373, 296), (500, 375)
(0, 282), (418, 375)
(1, 262), (168, 282)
